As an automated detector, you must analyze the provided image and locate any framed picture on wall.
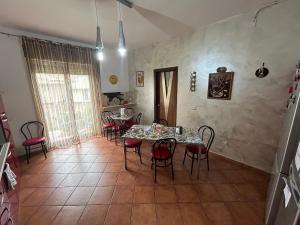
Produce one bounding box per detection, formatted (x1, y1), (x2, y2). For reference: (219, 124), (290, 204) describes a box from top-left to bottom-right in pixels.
(136, 71), (144, 87)
(207, 71), (234, 100)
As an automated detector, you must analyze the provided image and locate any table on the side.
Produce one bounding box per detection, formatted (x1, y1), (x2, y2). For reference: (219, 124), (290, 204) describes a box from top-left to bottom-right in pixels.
(122, 125), (203, 178)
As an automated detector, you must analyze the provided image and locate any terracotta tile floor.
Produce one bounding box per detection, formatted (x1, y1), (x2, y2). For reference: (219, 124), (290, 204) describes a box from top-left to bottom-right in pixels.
(18, 136), (270, 225)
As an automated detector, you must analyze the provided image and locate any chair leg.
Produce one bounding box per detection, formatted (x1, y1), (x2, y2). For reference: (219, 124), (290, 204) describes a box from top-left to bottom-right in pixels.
(171, 158), (174, 180)
(124, 146), (127, 170)
(154, 159), (157, 183)
(206, 154), (210, 171)
(138, 145), (142, 164)
(25, 146), (29, 164)
(183, 148), (187, 165)
(41, 143), (47, 159)
(191, 154), (194, 175)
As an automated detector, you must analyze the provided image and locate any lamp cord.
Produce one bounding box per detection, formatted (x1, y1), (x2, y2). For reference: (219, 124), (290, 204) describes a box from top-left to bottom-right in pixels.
(118, 2), (122, 22)
(95, 0), (99, 27)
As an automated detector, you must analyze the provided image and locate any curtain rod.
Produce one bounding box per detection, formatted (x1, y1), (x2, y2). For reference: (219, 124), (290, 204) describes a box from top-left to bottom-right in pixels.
(0, 31), (95, 49)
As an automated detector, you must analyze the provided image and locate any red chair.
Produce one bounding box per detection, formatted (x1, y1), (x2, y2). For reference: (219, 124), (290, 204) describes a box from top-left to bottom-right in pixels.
(151, 138), (177, 183)
(3, 128), (18, 168)
(153, 118), (168, 126)
(125, 112), (142, 130)
(182, 125), (215, 174)
(21, 121), (47, 164)
(101, 111), (114, 140)
(123, 138), (142, 169)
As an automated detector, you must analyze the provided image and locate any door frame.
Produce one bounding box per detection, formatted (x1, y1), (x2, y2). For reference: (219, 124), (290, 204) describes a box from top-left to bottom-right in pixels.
(153, 66), (178, 125)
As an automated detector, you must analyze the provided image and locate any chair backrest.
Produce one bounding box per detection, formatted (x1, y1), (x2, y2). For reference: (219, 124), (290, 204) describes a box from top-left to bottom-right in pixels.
(154, 119), (168, 126)
(101, 111), (113, 123)
(198, 125), (215, 152)
(152, 138), (177, 158)
(134, 113), (142, 124)
(20, 121), (44, 140)
(3, 128), (11, 142)
(125, 108), (134, 116)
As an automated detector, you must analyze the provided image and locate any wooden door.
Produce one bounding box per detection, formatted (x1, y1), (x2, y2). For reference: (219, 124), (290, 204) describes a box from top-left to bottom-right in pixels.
(154, 67), (178, 126)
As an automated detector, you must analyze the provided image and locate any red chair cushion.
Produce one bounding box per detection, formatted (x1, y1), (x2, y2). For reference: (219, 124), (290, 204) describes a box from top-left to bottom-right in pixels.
(125, 138), (142, 147)
(23, 137), (46, 146)
(103, 122), (113, 128)
(186, 144), (207, 154)
(151, 147), (171, 160)
(125, 120), (134, 129)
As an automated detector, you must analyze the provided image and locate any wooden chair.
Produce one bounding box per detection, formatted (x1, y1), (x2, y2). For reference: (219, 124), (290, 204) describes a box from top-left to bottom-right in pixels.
(101, 111), (114, 140)
(154, 119), (168, 126)
(134, 113), (142, 124)
(182, 125), (215, 174)
(151, 138), (177, 183)
(124, 107), (134, 116)
(21, 121), (47, 164)
(123, 138), (143, 169)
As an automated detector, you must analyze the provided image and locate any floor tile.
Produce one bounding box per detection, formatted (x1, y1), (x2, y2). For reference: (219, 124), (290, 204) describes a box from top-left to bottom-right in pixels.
(25, 206), (61, 225)
(156, 204), (183, 225)
(77, 205), (108, 225)
(51, 206), (85, 225)
(22, 188), (55, 206)
(111, 185), (134, 203)
(195, 183), (222, 202)
(71, 163), (92, 173)
(131, 204), (156, 225)
(214, 184), (242, 202)
(227, 202), (263, 225)
(175, 185), (200, 202)
(97, 173), (119, 186)
(116, 172), (136, 185)
(59, 173), (85, 187)
(202, 202), (235, 225)
(78, 173), (102, 187)
(45, 187), (75, 205)
(88, 163), (107, 173)
(104, 204), (132, 225)
(104, 163), (123, 172)
(66, 187), (94, 205)
(18, 206), (39, 225)
(234, 183), (265, 201)
(56, 163), (77, 173)
(89, 186), (114, 204)
(155, 185), (178, 203)
(134, 186), (155, 203)
(179, 203), (210, 225)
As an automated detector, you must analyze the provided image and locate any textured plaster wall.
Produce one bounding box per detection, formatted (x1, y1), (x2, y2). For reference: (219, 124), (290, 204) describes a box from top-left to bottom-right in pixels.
(128, 0), (300, 172)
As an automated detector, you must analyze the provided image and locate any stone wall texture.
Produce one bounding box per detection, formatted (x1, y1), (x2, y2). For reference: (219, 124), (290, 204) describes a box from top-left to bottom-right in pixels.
(128, 0), (300, 172)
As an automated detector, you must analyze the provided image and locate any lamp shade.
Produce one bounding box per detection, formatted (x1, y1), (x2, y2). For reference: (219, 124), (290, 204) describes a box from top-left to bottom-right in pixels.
(118, 20), (127, 56)
(96, 26), (103, 50)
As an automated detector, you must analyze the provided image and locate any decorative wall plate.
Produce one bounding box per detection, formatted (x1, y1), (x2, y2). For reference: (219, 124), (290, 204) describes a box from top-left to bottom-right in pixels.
(109, 74), (118, 85)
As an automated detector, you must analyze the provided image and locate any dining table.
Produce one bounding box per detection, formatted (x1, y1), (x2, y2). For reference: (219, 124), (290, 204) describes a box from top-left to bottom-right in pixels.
(122, 124), (203, 178)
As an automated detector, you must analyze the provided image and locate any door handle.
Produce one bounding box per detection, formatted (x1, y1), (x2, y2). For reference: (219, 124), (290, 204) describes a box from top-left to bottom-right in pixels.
(157, 104), (160, 107)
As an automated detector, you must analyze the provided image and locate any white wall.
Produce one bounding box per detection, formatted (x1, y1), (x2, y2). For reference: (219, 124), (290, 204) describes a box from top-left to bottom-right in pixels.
(0, 27), (129, 155)
(100, 47), (129, 93)
(0, 34), (38, 155)
(128, 0), (300, 172)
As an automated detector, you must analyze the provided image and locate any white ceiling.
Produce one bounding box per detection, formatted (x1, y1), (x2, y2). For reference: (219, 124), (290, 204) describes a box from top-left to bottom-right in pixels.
(0, 0), (273, 49)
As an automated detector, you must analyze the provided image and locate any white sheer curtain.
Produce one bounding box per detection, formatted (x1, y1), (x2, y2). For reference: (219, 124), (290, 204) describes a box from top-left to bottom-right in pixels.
(22, 37), (102, 148)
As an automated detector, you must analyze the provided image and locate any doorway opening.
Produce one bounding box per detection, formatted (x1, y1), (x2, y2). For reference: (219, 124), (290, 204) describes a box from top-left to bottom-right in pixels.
(154, 67), (178, 126)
